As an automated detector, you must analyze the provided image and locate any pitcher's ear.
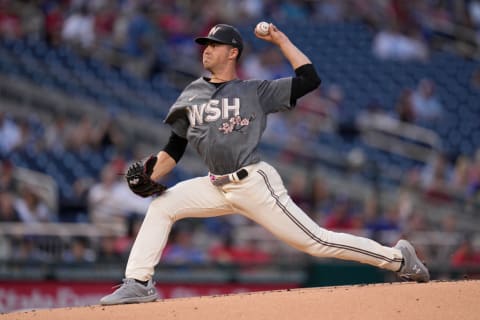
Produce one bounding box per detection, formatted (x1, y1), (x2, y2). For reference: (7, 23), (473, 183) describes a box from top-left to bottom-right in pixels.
(230, 47), (240, 61)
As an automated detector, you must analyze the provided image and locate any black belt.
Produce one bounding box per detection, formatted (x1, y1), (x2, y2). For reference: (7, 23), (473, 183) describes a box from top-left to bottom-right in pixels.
(209, 168), (248, 187)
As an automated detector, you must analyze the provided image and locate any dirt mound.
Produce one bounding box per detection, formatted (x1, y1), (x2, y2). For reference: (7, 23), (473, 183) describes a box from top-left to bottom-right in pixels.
(3, 280), (478, 320)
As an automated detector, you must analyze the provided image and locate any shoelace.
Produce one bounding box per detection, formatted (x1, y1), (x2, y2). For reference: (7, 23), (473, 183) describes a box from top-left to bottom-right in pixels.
(111, 279), (132, 289)
(112, 283), (123, 290)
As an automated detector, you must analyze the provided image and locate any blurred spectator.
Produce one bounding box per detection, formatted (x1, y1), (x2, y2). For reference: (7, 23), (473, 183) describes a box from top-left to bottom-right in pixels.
(162, 226), (209, 265)
(419, 1), (454, 47)
(395, 189), (414, 222)
(44, 116), (70, 153)
(350, 0), (388, 27)
(155, 4), (193, 73)
(44, 2), (65, 46)
(203, 216), (234, 240)
(323, 198), (357, 231)
(364, 203), (402, 236)
(411, 78), (443, 124)
(14, 185), (54, 223)
(324, 84), (343, 123)
(67, 115), (95, 151)
(0, 191), (20, 222)
(440, 213), (459, 234)
(0, 160), (16, 192)
(262, 113), (290, 146)
(451, 155), (471, 196)
(309, 175), (332, 217)
(16, 118), (37, 152)
(423, 176), (453, 204)
(88, 163), (132, 234)
(126, 3), (154, 48)
(395, 88), (416, 123)
(62, 236), (96, 264)
(61, 5), (95, 52)
(209, 235), (272, 266)
(242, 47), (276, 80)
(313, 0), (347, 22)
(0, 1), (22, 39)
(360, 194), (380, 227)
(238, 0), (265, 20)
(468, 1), (480, 30)
(17, 0), (44, 40)
(89, 158), (151, 229)
(420, 153), (452, 201)
(388, 0), (416, 29)
(355, 99), (388, 133)
(60, 177), (93, 222)
(372, 25), (429, 61)
(91, 116), (126, 150)
(296, 88), (335, 135)
(209, 234), (238, 265)
(97, 236), (122, 263)
(287, 172), (310, 213)
(123, 4), (157, 78)
(0, 112), (21, 154)
(406, 210), (429, 232)
(451, 235), (480, 268)
(421, 152), (451, 189)
(11, 237), (51, 263)
(108, 9), (129, 64)
(93, 1), (116, 46)
(435, 212), (463, 264)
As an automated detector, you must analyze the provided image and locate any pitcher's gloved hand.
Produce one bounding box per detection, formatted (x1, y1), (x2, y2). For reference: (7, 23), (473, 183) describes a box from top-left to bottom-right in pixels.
(126, 155), (167, 198)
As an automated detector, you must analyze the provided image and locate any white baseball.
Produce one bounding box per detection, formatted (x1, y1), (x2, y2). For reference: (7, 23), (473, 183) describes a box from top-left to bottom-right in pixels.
(255, 22), (270, 36)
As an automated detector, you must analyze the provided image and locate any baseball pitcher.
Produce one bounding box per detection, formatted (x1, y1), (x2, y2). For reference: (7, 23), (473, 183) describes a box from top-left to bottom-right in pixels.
(100, 23), (429, 305)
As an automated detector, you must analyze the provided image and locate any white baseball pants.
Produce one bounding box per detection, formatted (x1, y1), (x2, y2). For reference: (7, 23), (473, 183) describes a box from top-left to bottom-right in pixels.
(126, 161), (403, 281)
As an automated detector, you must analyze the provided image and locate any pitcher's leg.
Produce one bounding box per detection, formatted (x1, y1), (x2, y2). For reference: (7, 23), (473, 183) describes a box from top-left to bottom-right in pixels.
(228, 162), (403, 271)
(272, 203), (404, 270)
(126, 176), (234, 281)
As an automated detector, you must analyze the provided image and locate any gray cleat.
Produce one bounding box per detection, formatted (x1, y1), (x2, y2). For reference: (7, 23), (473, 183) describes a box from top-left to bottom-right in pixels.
(100, 278), (158, 305)
(395, 239), (430, 283)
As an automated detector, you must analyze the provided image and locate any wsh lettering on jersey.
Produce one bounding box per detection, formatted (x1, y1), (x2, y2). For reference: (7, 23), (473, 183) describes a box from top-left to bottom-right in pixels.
(187, 98), (240, 126)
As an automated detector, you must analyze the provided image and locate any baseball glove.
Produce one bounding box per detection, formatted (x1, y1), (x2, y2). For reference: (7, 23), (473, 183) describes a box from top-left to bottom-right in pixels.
(126, 155), (167, 198)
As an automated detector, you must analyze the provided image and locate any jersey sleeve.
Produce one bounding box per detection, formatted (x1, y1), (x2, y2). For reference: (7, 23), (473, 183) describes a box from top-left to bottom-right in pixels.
(257, 77), (293, 114)
(168, 114), (189, 139)
(164, 86), (192, 138)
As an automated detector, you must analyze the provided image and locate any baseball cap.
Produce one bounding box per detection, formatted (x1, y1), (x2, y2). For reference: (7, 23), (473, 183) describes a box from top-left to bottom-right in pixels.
(195, 24), (243, 56)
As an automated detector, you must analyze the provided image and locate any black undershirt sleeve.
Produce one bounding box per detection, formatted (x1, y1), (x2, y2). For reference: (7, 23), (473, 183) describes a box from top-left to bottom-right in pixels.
(290, 64), (321, 105)
(162, 131), (188, 163)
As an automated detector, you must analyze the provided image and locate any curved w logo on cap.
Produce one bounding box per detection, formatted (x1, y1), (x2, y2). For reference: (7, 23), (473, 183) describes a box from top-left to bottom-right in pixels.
(209, 26), (221, 36)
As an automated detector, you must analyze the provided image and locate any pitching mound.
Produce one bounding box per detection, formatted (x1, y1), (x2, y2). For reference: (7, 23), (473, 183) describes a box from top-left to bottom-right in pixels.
(3, 280), (479, 320)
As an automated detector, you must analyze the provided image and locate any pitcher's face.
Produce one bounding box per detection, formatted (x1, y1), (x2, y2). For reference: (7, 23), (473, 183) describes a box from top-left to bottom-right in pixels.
(202, 42), (236, 71)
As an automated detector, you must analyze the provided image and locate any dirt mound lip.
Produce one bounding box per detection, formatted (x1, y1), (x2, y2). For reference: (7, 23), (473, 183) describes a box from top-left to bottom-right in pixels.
(3, 280), (479, 320)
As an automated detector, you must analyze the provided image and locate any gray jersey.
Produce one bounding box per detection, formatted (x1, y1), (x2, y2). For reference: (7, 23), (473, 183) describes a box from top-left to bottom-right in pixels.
(165, 77), (292, 175)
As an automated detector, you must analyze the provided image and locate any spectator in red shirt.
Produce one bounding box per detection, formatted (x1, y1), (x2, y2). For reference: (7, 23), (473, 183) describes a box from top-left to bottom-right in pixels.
(44, 3), (64, 46)
(0, 2), (22, 39)
(210, 235), (271, 266)
(451, 236), (480, 268)
(323, 199), (357, 231)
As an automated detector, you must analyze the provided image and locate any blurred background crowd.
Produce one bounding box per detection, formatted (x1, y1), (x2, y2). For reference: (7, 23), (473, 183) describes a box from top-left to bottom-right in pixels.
(1, 0), (480, 282)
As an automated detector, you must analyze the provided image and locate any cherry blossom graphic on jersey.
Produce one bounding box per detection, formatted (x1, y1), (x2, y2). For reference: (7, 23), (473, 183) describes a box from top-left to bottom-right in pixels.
(218, 114), (256, 134)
